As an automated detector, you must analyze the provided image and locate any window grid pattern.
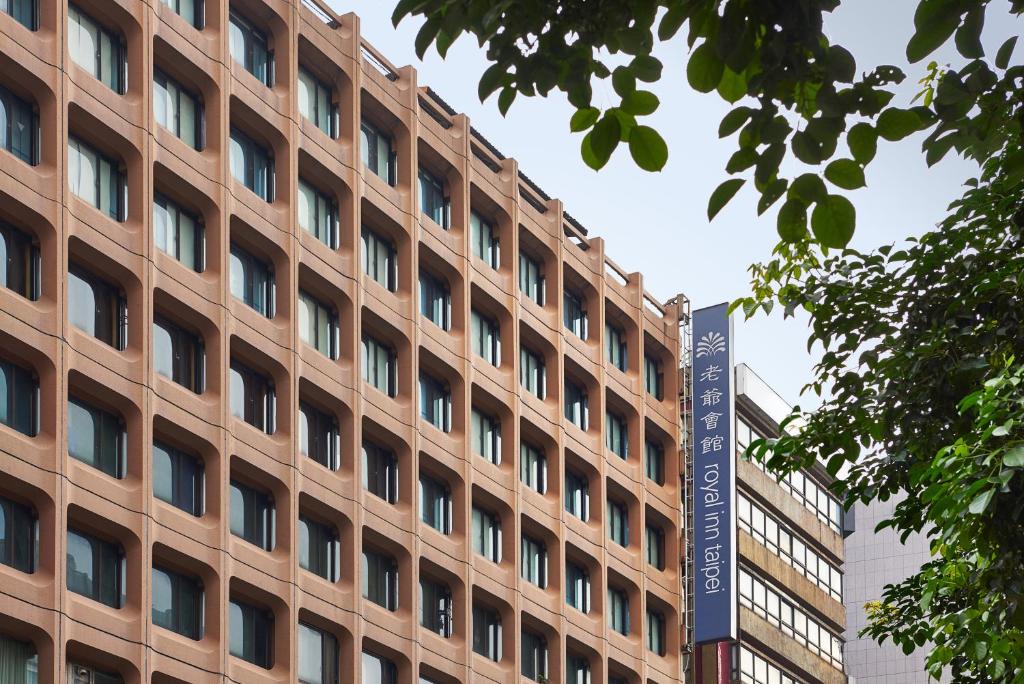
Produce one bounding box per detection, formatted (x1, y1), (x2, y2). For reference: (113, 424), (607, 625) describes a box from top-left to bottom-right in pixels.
(0, 3), (695, 680)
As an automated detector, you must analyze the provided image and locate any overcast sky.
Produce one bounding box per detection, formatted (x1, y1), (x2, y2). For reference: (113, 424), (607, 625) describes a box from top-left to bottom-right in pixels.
(332, 1), (1021, 407)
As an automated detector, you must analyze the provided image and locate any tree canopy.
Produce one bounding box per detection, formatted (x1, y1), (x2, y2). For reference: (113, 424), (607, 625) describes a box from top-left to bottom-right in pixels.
(393, 0), (1024, 680)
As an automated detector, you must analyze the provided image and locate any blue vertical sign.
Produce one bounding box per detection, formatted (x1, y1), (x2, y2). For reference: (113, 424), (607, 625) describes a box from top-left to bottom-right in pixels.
(692, 302), (737, 645)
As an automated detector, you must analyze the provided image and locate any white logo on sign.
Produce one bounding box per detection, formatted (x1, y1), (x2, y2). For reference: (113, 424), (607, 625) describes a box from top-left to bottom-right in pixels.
(696, 331), (726, 358)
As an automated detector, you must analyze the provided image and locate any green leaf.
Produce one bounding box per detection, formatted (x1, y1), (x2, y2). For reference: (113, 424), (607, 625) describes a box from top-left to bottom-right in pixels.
(968, 488), (994, 515)
(792, 131), (823, 164)
(478, 63), (507, 102)
(726, 148), (757, 173)
(628, 125), (668, 171)
(570, 107), (600, 132)
(719, 107), (752, 138)
(414, 16), (442, 59)
(631, 55), (663, 82)
(757, 179), (788, 216)
(497, 87), (516, 116)
(717, 66), (747, 104)
(790, 173), (827, 203)
(1004, 445), (1024, 466)
(848, 123), (878, 164)
(954, 8), (984, 59)
(995, 36), (1017, 70)
(621, 90), (659, 116)
(612, 67), (636, 97)
(777, 198), (808, 241)
(687, 43), (724, 93)
(826, 45), (857, 83)
(906, 0), (962, 63)
(825, 159), (866, 190)
(584, 115), (621, 169)
(707, 178), (745, 221)
(811, 194), (856, 248)
(877, 108), (922, 141)
(658, 5), (688, 41)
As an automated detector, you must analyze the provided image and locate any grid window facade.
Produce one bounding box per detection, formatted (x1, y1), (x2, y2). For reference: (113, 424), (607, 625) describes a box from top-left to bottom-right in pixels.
(520, 442), (546, 493)
(0, 495), (37, 573)
(418, 167), (449, 228)
(0, 85), (37, 165)
(419, 577), (453, 637)
(0, 358), (38, 437)
(471, 408), (501, 465)
(419, 472), (451, 534)
(471, 309), (500, 365)
(1, 4), (688, 680)
(419, 271), (450, 330)
(472, 506), (501, 563)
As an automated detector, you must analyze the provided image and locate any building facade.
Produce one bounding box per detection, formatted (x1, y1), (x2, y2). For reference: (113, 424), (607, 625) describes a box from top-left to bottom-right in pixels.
(0, 0), (688, 681)
(693, 365), (848, 684)
(844, 496), (946, 683)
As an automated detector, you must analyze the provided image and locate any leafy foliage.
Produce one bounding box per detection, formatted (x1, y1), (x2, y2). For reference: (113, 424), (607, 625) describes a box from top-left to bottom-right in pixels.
(391, 0), (1024, 679)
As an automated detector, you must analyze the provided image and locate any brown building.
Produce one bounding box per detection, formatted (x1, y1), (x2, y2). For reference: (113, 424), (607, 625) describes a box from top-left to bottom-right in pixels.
(691, 364), (848, 684)
(0, 0), (688, 682)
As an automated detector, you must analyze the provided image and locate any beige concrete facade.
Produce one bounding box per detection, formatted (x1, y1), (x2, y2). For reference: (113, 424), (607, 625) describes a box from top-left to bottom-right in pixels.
(0, 0), (688, 681)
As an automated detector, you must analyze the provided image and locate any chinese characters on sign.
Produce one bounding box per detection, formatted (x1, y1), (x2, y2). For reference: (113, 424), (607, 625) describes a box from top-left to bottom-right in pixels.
(692, 303), (737, 645)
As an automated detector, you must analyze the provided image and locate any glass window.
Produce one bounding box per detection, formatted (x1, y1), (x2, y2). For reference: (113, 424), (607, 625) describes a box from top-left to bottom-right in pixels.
(645, 440), (664, 485)
(644, 354), (663, 400)
(0, 85), (37, 164)
(563, 290), (587, 339)
(68, 5), (125, 93)
(419, 374), (450, 432)
(519, 346), (544, 398)
(361, 226), (397, 291)
(0, 495), (37, 573)
(152, 441), (203, 516)
(228, 11), (271, 85)
(229, 360), (275, 433)
(470, 211), (498, 268)
(360, 120), (394, 185)
(605, 410), (628, 458)
(607, 498), (629, 547)
(521, 631), (547, 682)
(471, 506), (500, 563)
(607, 587), (629, 635)
(419, 272), (450, 330)
(564, 470), (589, 521)
(362, 651), (397, 684)
(68, 136), (126, 220)
(299, 402), (339, 470)
(68, 396), (125, 478)
(229, 598), (273, 668)
(361, 335), (397, 396)
(471, 408), (500, 465)
(298, 514), (339, 582)
(229, 479), (274, 550)
(298, 622), (339, 684)
(606, 323), (627, 371)
(472, 604), (501, 661)
(646, 524), (664, 570)
(565, 561), (589, 612)
(646, 609), (665, 655)
(298, 290), (337, 358)
(520, 535), (546, 588)
(419, 577), (452, 637)
(418, 168), (449, 228)
(566, 656), (591, 684)
(153, 315), (204, 392)
(362, 441), (398, 504)
(1, 0), (37, 29)
(68, 264), (127, 349)
(471, 310), (500, 366)
(0, 634), (37, 682)
(151, 565), (202, 639)
(153, 194), (203, 271)
(229, 127), (273, 201)
(519, 442), (546, 494)
(298, 67), (335, 137)
(67, 663), (123, 684)
(159, 0), (202, 28)
(0, 223), (39, 300)
(66, 528), (124, 608)
(518, 251), (544, 305)
(564, 378), (588, 430)
(153, 70), (201, 149)
(419, 473), (450, 534)
(298, 179), (338, 248)
(362, 548), (398, 610)
(0, 358), (38, 437)
(229, 243), (274, 316)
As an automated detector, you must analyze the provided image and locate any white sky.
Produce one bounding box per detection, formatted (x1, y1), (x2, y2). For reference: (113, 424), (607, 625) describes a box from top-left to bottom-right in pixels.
(333, 1), (1021, 407)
